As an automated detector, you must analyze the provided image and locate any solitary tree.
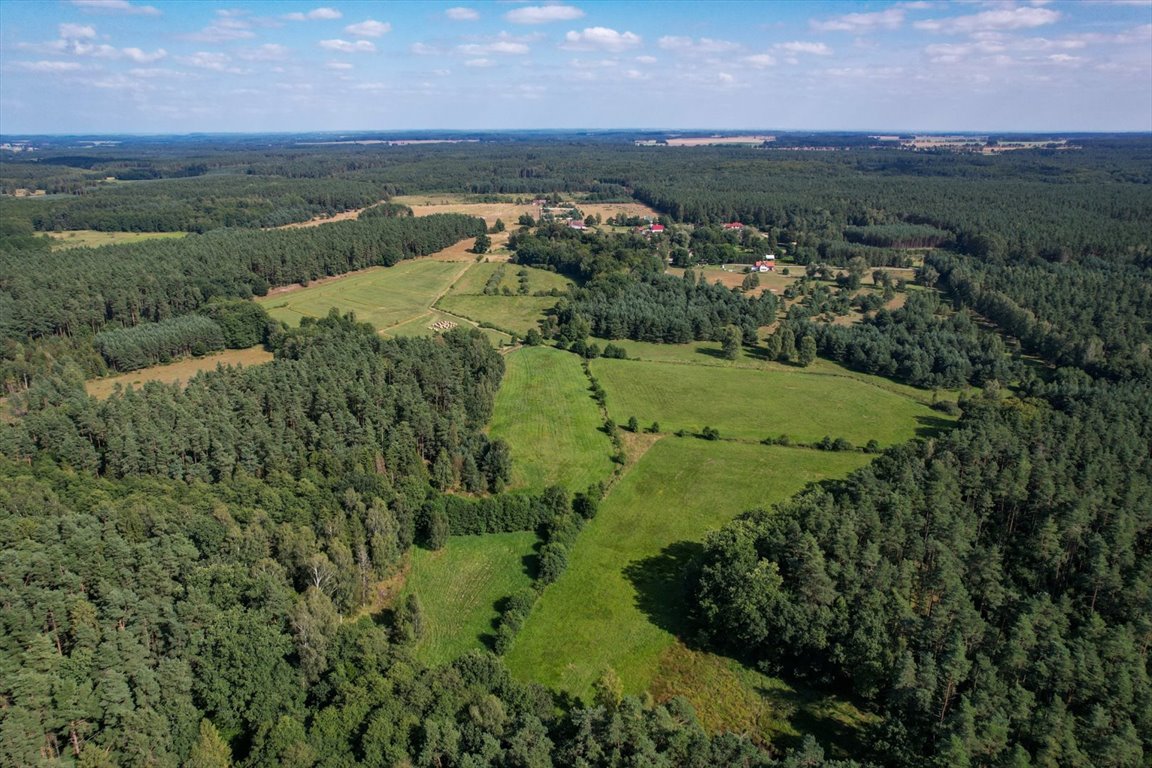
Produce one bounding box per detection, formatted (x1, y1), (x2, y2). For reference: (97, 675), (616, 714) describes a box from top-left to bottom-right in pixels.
(721, 325), (741, 360)
(473, 232), (491, 254)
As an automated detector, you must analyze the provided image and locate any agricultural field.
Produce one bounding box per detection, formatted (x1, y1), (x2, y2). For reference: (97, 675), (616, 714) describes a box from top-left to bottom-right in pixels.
(403, 532), (537, 667)
(503, 438), (872, 701)
(48, 229), (186, 249)
(488, 346), (615, 492)
(591, 357), (952, 446)
(435, 262), (571, 335)
(256, 259), (471, 333)
(85, 346), (273, 399)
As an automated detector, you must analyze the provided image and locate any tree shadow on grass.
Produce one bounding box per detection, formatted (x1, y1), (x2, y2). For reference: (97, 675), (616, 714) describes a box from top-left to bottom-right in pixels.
(622, 540), (705, 644)
(915, 413), (955, 438)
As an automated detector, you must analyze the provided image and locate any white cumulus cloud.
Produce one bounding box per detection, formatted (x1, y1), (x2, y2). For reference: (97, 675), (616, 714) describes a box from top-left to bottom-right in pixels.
(59, 23), (97, 39)
(658, 36), (741, 54)
(775, 41), (832, 56)
(285, 8), (342, 21)
(320, 39), (377, 53)
(446, 7), (479, 21)
(811, 8), (904, 33)
(743, 53), (777, 68)
(562, 27), (641, 52)
(915, 7), (1061, 34)
(122, 47), (167, 63)
(15, 60), (85, 72)
(71, 0), (160, 16)
(345, 19), (391, 37)
(506, 5), (584, 24)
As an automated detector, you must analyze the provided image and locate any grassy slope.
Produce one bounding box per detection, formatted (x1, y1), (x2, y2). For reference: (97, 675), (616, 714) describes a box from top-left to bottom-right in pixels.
(488, 346), (615, 492)
(256, 260), (469, 332)
(405, 532), (538, 667)
(591, 357), (952, 446)
(504, 438), (871, 701)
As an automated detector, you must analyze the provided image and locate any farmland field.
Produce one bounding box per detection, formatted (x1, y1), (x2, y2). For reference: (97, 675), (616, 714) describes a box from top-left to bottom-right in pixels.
(488, 346), (615, 492)
(404, 532), (537, 667)
(256, 259), (470, 333)
(503, 438), (872, 700)
(591, 357), (952, 446)
(435, 295), (559, 336)
(85, 346), (273, 399)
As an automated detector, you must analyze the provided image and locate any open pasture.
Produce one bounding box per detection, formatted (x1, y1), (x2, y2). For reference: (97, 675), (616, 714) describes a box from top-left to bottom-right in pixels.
(488, 346), (615, 492)
(503, 438), (871, 701)
(404, 532), (537, 667)
(85, 346), (273, 399)
(591, 357), (950, 446)
(256, 259), (469, 332)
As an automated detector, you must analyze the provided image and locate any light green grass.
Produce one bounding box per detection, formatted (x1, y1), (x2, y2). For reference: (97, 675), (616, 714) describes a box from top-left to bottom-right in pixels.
(256, 260), (469, 332)
(405, 531), (537, 667)
(591, 357), (952, 446)
(489, 346), (615, 492)
(384, 308), (510, 345)
(504, 438), (871, 701)
(436, 295), (559, 336)
(49, 230), (187, 249)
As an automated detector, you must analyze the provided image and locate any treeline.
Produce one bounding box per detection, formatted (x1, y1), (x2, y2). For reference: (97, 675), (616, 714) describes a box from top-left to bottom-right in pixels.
(1, 175), (387, 232)
(814, 240), (916, 269)
(0, 452), (863, 768)
(844, 224), (950, 249)
(929, 250), (1152, 381)
(509, 224), (664, 279)
(805, 291), (1018, 389)
(5, 315), (508, 493)
(553, 271), (777, 345)
(696, 385), (1152, 767)
(0, 213), (483, 343)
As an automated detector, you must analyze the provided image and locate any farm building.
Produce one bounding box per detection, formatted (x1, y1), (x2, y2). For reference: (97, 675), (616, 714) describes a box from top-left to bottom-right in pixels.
(723, 222), (744, 230)
(568, 220), (587, 230)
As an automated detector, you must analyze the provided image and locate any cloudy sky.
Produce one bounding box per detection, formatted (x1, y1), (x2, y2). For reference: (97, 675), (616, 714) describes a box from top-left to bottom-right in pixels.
(1, 0), (1149, 134)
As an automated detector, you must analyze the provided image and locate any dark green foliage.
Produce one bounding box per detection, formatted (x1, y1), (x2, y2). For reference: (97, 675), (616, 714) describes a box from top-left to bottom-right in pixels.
(696, 390), (1152, 767)
(509, 224), (663, 279)
(95, 314), (225, 371)
(197, 299), (275, 349)
(0, 213), (483, 345)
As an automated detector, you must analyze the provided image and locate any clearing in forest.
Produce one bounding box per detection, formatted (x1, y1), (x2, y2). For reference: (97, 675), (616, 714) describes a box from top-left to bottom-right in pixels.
(591, 357), (951, 446)
(503, 438), (871, 703)
(85, 346), (273, 399)
(436, 262), (572, 335)
(488, 346), (615, 492)
(404, 532), (537, 667)
(49, 229), (187, 249)
(256, 259), (472, 334)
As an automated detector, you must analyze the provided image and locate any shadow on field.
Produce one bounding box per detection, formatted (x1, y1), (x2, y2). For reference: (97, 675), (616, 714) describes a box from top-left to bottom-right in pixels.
(914, 413), (955, 438)
(622, 540), (704, 642)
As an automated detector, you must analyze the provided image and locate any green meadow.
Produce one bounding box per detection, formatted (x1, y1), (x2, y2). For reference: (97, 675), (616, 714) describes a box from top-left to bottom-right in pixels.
(591, 357), (952, 446)
(488, 346), (615, 492)
(503, 438), (872, 700)
(404, 532), (537, 667)
(256, 260), (469, 332)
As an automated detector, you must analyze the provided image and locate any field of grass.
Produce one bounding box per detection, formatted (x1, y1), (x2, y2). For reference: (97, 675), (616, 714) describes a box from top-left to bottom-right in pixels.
(404, 532), (537, 667)
(49, 230), (187, 249)
(488, 346), (615, 492)
(435, 295), (558, 336)
(85, 346), (273, 399)
(503, 438), (871, 701)
(256, 260), (470, 332)
(591, 357), (952, 446)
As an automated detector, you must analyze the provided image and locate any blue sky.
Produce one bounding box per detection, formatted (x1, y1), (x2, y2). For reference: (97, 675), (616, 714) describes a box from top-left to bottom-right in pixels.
(1, 0), (1149, 133)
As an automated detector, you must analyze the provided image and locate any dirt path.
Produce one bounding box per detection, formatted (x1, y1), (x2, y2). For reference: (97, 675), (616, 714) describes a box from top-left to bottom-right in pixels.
(273, 200), (389, 229)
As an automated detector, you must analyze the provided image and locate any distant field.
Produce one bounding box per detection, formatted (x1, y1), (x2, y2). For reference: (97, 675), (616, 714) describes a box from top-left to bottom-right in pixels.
(450, 262), (572, 296)
(256, 260), (470, 332)
(85, 346), (273, 399)
(488, 346), (615, 492)
(591, 357), (952, 446)
(395, 195), (660, 229)
(49, 230), (186, 249)
(404, 532), (537, 667)
(504, 438), (871, 701)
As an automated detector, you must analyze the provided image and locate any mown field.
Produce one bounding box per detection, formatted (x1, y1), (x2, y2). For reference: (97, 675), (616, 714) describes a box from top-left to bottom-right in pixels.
(48, 229), (187, 249)
(403, 532), (537, 667)
(85, 346), (273, 399)
(591, 357), (952, 446)
(488, 346), (615, 492)
(256, 260), (471, 333)
(435, 262), (571, 336)
(503, 438), (871, 701)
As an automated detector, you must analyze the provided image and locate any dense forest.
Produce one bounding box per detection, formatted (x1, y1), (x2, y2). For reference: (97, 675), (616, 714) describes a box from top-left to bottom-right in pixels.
(2, 134), (1150, 766)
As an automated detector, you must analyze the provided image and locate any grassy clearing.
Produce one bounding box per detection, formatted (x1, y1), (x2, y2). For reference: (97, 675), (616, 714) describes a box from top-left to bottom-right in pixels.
(256, 260), (469, 332)
(504, 438), (871, 701)
(591, 357), (952, 446)
(489, 346), (615, 492)
(435, 295), (558, 336)
(404, 532), (537, 667)
(49, 230), (187, 249)
(85, 346), (273, 399)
